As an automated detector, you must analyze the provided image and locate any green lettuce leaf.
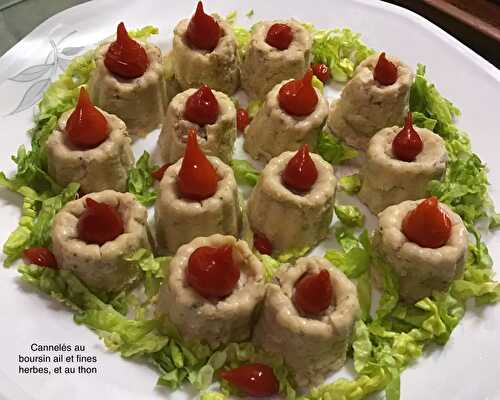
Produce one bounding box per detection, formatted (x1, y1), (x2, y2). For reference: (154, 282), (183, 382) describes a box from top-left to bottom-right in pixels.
(316, 130), (359, 165)
(124, 248), (171, 299)
(127, 151), (158, 206)
(18, 264), (168, 358)
(307, 27), (374, 82)
(324, 229), (371, 279)
(230, 160), (260, 186)
(3, 183), (79, 266)
(225, 12), (252, 56)
(311, 75), (324, 93)
(277, 246), (310, 263)
(410, 64), (494, 226)
(201, 392), (227, 400)
(339, 174), (362, 194)
(129, 25), (159, 40)
(335, 204), (365, 227)
(257, 253), (282, 282)
(247, 99), (263, 119)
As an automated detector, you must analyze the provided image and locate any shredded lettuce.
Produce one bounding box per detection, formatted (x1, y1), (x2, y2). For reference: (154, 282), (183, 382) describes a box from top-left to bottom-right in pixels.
(411, 64), (495, 227)
(247, 99), (262, 119)
(306, 26), (374, 82)
(257, 253), (282, 282)
(2, 183), (79, 266)
(335, 205), (365, 227)
(127, 151), (158, 206)
(124, 248), (171, 299)
(325, 228), (371, 279)
(311, 75), (324, 94)
(230, 160), (260, 186)
(339, 174), (362, 194)
(277, 246), (310, 263)
(316, 130), (359, 165)
(18, 264), (168, 357)
(225, 12), (252, 57)
(129, 25), (159, 40)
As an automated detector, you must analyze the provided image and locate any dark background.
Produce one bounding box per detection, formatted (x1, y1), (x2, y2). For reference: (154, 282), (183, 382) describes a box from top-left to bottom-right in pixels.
(384, 0), (500, 67)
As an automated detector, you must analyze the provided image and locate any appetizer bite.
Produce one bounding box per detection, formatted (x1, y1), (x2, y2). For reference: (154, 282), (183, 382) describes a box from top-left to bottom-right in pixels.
(244, 69), (328, 161)
(240, 19), (312, 99)
(247, 145), (335, 254)
(172, 2), (239, 94)
(155, 130), (241, 254)
(157, 85), (236, 164)
(156, 234), (265, 348)
(373, 197), (468, 303)
(88, 22), (167, 136)
(51, 190), (150, 292)
(253, 256), (360, 387)
(328, 52), (413, 150)
(46, 88), (134, 194)
(359, 113), (447, 213)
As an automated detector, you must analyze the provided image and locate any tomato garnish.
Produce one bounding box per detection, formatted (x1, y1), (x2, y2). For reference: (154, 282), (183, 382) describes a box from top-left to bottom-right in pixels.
(278, 69), (318, 117)
(177, 129), (218, 200)
(373, 52), (397, 86)
(23, 247), (58, 269)
(186, 244), (240, 299)
(219, 363), (279, 397)
(186, 1), (221, 51)
(253, 232), (273, 255)
(184, 84), (219, 126)
(282, 144), (318, 192)
(402, 197), (452, 249)
(311, 63), (331, 83)
(293, 269), (333, 316)
(151, 163), (172, 181)
(66, 87), (108, 149)
(104, 22), (149, 79)
(77, 198), (124, 245)
(265, 23), (293, 50)
(392, 112), (423, 162)
(236, 108), (250, 133)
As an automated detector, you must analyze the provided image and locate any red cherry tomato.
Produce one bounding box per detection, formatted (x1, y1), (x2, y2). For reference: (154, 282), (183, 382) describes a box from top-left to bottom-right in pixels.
(66, 87), (108, 149)
(104, 22), (149, 79)
(77, 198), (124, 245)
(23, 247), (58, 269)
(278, 69), (318, 117)
(311, 63), (331, 83)
(392, 112), (423, 162)
(265, 23), (293, 50)
(236, 108), (250, 133)
(184, 84), (219, 126)
(177, 129), (218, 200)
(220, 363), (279, 397)
(186, 1), (221, 51)
(402, 196), (452, 249)
(373, 52), (398, 86)
(151, 163), (172, 181)
(186, 245), (240, 299)
(253, 232), (273, 255)
(282, 144), (318, 192)
(293, 270), (333, 316)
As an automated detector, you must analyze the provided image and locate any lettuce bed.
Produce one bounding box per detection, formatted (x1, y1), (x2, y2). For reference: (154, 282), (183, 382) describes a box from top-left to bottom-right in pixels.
(1, 17), (499, 400)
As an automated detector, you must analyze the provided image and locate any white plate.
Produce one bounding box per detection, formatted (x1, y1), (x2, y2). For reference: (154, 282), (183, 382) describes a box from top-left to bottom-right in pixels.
(0, 1), (499, 399)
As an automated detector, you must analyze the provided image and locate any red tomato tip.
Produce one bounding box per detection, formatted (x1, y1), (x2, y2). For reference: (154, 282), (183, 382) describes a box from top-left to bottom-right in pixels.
(402, 197), (452, 248)
(282, 144), (318, 192)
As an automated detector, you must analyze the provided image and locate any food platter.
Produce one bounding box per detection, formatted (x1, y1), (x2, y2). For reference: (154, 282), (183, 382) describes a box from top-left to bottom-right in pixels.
(0, 1), (499, 399)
